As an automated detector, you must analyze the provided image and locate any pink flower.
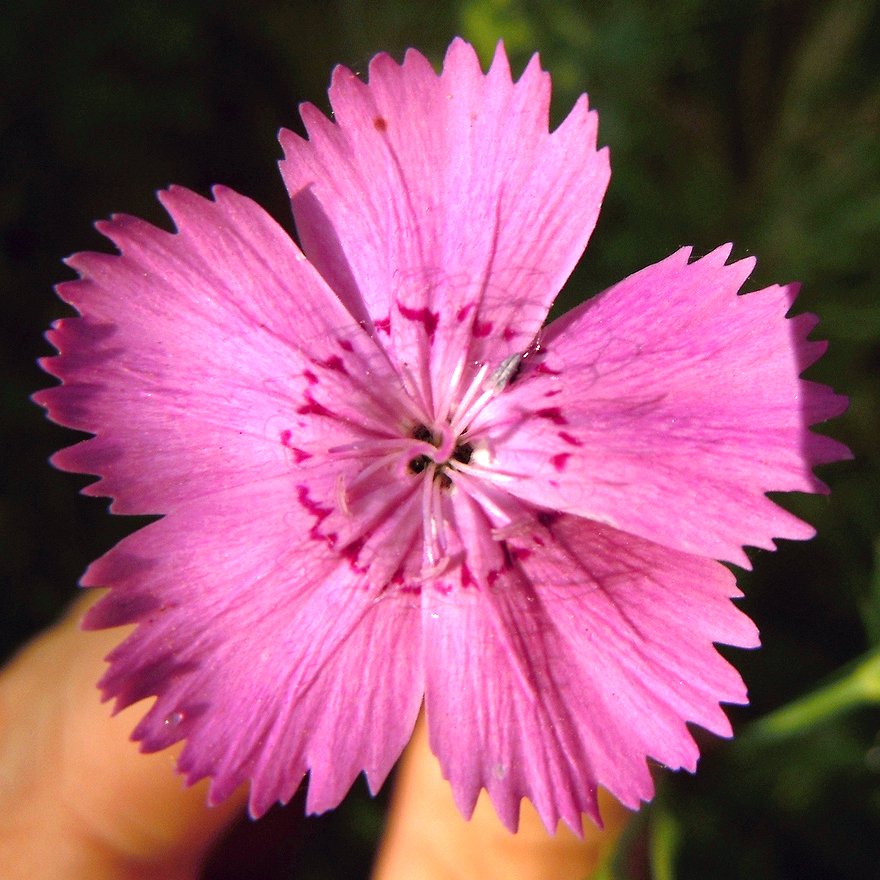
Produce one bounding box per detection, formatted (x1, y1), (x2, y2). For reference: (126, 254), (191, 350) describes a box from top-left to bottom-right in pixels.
(36, 38), (848, 833)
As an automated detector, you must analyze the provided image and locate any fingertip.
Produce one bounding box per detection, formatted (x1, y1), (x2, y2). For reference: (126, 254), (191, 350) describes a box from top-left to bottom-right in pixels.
(372, 714), (630, 880)
(0, 592), (247, 878)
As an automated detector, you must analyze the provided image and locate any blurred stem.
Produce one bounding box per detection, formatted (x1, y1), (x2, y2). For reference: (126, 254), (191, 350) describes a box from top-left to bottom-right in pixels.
(590, 849), (615, 880)
(739, 646), (880, 748)
(860, 538), (880, 645)
(648, 804), (679, 880)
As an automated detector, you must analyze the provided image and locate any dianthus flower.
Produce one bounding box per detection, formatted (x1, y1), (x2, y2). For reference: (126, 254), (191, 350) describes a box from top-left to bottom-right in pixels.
(36, 38), (848, 832)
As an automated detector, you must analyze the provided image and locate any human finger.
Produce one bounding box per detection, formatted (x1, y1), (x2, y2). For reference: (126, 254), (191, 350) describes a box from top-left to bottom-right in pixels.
(372, 713), (630, 880)
(0, 592), (247, 880)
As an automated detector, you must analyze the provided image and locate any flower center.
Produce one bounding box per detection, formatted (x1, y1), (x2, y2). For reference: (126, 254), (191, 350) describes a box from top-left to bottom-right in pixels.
(407, 423), (474, 489)
(288, 343), (540, 587)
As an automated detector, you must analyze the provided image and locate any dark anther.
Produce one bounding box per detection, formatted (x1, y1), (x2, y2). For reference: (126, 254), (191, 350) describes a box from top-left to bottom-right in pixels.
(412, 424), (434, 444)
(452, 442), (473, 464)
(408, 455), (431, 474)
(536, 510), (562, 528)
(435, 471), (453, 489)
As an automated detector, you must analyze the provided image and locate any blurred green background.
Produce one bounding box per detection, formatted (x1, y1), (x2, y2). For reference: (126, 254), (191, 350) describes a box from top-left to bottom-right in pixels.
(1, 1), (877, 877)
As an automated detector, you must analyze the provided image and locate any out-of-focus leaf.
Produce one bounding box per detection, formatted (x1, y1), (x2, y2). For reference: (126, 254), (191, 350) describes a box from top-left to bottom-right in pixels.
(860, 540), (880, 645)
(739, 647), (880, 748)
(649, 803), (680, 880)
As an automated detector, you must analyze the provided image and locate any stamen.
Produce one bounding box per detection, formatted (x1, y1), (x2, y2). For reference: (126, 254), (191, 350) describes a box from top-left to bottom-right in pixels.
(448, 468), (517, 526)
(453, 457), (521, 487)
(421, 464), (441, 566)
(460, 397), (532, 442)
(344, 449), (412, 497)
(490, 520), (538, 544)
(434, 347), (469, 424)
(448, 362), (490, 434)
(419, 554), (453, 581)
(336, 473), (350, 515)
(418, 470), (455, 580)
(396, 361), (434, 427)
(329, 437), (416, 458)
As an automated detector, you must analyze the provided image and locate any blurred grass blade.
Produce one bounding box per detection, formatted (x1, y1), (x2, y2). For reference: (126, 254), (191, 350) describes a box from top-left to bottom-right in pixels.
(860, 538), (880, 644)
(649, 804), (680, 880)
(740, 646), (880, 749)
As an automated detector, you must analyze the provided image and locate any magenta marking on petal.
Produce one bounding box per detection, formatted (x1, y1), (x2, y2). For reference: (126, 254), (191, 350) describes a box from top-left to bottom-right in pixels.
(456, 304), (473, 322)
(296, 484), (334, 544)
(535, 407), (567, 425)
(544, 389), (562, 398)
(536, 510), (562, 528)
(460, 563), (474, 587)
(473, 320), (493, 338)
(341, 537), (366, 571)
(551, 452), (570, 472)
(337, 337), (354, 352)
(397, 303), (439, 339)
(502, 326), (517, 342)
(297, 393), (335, 418)
(281, 432), (312, 464)
(511, 546), (532, 561)
(536, 363), (561, 376)
(317, 354), (348, 374)
(281, 428), (312, 464)
(375, 317), (391, 335)
(296, 484), (331, 520)
(558, 431), (583, 447)
(303, 370), (319, 385)
(487, 548), (514, 585)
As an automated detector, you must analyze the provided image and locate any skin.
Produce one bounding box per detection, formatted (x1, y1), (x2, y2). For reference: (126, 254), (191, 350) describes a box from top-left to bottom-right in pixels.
(0, 594), (630, 879)
(372, 720), (630, 880)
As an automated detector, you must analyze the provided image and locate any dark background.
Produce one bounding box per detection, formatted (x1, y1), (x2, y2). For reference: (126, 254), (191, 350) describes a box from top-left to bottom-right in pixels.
(2, 1), (878, 877)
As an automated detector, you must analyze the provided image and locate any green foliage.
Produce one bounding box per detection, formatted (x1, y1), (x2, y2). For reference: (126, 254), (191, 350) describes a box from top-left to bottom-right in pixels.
(2, 1), (877, 877)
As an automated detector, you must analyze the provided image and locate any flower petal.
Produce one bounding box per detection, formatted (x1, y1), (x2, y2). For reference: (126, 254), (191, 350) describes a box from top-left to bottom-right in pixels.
(423, 510), (756, 834)
(34, 185), (408, 515)
(483, 246), (850, 566)
(83, 479), (424, 817)
(279, 38), (609, 416)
